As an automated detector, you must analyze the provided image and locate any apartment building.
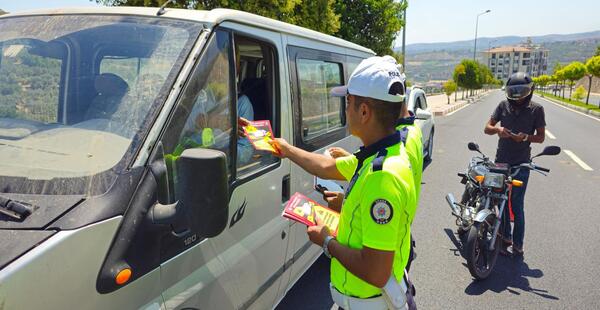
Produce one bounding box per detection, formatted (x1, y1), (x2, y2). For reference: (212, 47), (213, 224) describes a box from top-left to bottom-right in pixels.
(483, 43), (549, 82)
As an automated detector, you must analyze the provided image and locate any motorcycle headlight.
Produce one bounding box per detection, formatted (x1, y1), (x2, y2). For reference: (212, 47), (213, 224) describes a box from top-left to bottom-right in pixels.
(482, 172), (505, 189)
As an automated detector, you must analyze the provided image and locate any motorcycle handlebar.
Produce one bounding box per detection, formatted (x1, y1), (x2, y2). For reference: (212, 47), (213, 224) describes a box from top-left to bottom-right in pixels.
(536, 166), (550, 173)
(513, 163), (550, 174)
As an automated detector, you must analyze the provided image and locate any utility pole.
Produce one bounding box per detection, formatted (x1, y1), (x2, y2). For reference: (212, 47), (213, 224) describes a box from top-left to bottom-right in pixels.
(473, 9), (491, 61)
(401, 1), (407, 73)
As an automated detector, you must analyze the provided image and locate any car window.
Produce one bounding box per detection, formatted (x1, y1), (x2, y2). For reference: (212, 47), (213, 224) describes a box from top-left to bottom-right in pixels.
(297, 58), (344, 140)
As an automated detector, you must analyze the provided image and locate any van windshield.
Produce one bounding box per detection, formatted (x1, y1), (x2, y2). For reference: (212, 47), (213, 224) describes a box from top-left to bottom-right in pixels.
(0, 15), (201, 195)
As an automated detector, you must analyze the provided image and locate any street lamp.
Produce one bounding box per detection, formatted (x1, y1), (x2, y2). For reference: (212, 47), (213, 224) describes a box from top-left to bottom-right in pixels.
(473, 9), (491, 61)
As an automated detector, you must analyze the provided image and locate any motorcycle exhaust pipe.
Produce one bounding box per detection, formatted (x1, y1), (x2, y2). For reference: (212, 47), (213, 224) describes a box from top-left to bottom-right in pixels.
(445, 193), (461, 217)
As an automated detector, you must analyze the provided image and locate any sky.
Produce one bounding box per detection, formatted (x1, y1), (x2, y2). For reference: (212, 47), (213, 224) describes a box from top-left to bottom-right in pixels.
(2, 0), (600, 45)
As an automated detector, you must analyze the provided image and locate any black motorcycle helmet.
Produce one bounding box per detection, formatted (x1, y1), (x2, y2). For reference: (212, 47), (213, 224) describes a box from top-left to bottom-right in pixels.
(505, 72), (534, 104)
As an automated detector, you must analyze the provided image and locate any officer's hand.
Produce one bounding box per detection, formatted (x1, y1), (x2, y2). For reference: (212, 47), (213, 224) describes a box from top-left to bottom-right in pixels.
(268, 138), (289, 158)
(328, 147), (351, 159)
(497, 127), (511, 139)
(307, 224), (330, 247)
(323, 190), (344, 213)
(237, 117), (250, 137)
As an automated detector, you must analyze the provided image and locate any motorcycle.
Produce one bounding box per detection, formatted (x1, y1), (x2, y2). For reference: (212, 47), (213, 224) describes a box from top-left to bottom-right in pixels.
(445, 142), (561, 280)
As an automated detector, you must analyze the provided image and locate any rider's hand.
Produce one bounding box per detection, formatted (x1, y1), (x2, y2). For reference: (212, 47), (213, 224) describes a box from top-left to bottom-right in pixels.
(511, 132), (527, 143)
(328, 147), (351, 159)
(497, 127), (511, 139)
(323, 190), (344, 212)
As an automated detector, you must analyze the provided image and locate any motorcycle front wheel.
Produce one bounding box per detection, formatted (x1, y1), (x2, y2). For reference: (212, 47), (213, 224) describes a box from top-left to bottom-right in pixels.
(466, 219), (500, 280)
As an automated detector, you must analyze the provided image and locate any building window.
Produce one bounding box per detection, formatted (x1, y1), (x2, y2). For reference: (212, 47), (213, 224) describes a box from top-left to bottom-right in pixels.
(523, 53), (530, 58)
(492, 53), (496, 59)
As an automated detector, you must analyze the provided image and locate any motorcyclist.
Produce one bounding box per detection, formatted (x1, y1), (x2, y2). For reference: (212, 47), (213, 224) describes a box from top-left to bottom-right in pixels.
(484, 72), (546, 256)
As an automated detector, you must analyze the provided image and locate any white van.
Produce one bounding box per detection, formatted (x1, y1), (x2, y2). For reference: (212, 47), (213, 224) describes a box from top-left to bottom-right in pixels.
(0, 7), (374, 309)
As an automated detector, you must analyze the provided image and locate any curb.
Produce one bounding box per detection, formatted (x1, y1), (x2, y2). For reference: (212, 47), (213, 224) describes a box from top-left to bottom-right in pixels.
(536, 95), (600, 120)
(432, 91), (493, 116)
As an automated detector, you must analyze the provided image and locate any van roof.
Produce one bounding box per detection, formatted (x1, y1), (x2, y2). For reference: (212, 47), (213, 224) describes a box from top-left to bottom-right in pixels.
(2, 7), (375, 55)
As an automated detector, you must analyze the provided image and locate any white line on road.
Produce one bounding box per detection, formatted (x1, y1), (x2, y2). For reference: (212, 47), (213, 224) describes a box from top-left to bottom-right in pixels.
(564, 150), (594, 171)
(546, 129), (556, 140)
(445, 104), (470, 116)
(535, 95), (600, 123)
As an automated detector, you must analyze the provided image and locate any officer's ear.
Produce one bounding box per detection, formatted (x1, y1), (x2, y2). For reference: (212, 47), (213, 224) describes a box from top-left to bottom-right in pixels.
(358, 99), (373, 123)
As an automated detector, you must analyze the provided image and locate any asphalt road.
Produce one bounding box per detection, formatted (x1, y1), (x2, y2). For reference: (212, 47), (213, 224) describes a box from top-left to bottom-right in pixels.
(277, 90), (600, 309)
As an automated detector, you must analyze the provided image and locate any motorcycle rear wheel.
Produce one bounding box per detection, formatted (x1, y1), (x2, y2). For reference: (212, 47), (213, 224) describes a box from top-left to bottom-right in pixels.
(466, 219), (500, 280)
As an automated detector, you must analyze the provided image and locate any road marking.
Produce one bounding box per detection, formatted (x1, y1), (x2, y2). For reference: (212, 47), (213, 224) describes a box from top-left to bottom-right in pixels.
(445, 104), (470, 116)
(545, 130), (556, 140)
(535, 95), (600, 123)
(564, 150), (594, 171)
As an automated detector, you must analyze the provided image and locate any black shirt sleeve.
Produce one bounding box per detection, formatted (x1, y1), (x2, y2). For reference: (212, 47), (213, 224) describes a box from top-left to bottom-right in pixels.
(491, 102), (503, 122)
(533, 105), (546, 129)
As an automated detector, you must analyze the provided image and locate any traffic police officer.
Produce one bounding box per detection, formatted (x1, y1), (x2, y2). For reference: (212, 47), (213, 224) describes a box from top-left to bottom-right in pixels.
(324, 72), (424, 273)
(271, 56), (417, 309)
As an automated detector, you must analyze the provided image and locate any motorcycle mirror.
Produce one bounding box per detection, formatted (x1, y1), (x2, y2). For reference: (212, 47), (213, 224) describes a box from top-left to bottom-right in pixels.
(467, 142), (480, 152)
(533, 146), (561, 158)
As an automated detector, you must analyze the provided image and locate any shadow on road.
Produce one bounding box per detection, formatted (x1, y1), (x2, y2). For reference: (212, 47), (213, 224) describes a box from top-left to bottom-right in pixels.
(276, 255), (333, 309)
(444, 227), (559, 301)
(464, 256), (559, 301)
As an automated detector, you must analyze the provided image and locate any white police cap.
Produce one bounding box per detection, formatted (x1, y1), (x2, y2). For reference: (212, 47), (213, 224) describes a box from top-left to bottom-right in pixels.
(330, 56), (406, 103)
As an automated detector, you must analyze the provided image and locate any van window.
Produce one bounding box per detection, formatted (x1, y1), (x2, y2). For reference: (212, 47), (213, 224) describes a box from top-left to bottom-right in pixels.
(161, 29), (235, 186)
(297, 59), (344, 140)
(234, 34), (279, 177)
(0, 43), (61, 123)
(161, 30), (280, 194)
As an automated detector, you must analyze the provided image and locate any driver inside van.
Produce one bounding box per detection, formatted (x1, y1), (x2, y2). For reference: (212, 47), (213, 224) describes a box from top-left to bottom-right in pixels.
(178, 41), (254, 165)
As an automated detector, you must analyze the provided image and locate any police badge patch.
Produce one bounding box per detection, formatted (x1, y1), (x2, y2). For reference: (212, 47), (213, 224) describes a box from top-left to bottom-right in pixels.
(371, 199), (393, 224)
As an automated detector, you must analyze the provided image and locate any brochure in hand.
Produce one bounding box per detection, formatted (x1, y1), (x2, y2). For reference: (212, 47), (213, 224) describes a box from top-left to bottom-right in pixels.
(243, 120), (279, 154)
(282, 192), (340, 236)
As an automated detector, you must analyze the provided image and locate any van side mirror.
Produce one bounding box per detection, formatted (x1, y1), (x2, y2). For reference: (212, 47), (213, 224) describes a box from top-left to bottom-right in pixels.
(176, 148), (230, 238)
(150, 148), (229, 239)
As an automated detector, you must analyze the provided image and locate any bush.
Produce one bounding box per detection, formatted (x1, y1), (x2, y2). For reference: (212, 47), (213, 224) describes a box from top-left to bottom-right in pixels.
(573, 85), (586, 101)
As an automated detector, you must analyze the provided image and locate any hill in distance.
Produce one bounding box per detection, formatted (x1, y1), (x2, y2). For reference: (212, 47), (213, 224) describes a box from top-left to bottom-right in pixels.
(400, 31), (600, 83)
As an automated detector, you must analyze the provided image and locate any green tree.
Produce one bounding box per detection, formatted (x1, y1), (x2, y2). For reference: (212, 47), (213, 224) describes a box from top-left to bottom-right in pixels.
(573, 85), (586, 101)
(586, 55), (600, 107)
(596, 45), (600, 57)
(334, 0), (406, 55)
(97, 0), (408, 55)
(535, 74), (551, 94)
(453, 63), (466, 99)
(458, 59), (481, 96)
(97, 0), (340, 35)
(561, 61), (587, 100)
(442, 80), (457, 104)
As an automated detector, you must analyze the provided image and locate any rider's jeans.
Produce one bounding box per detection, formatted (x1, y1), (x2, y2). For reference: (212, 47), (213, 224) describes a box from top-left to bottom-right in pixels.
(503, 169), (530, 248)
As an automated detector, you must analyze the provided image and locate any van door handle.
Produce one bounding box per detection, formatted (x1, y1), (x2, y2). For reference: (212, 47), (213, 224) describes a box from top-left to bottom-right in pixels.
(282, 174), (290, 203)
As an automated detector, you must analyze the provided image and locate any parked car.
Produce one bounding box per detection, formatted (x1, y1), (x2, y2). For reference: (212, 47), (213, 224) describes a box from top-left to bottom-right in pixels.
(0, 7), (373, 309)
(406, 87), (435, 162)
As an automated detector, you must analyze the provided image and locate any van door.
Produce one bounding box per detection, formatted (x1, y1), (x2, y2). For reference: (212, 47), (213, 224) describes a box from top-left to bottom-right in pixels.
(157, 27), (292, 310)
(282, 44), (361, 290)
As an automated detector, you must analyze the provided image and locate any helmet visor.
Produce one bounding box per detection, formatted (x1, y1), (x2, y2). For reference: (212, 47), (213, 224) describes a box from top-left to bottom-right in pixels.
(505, 83), (533, 100)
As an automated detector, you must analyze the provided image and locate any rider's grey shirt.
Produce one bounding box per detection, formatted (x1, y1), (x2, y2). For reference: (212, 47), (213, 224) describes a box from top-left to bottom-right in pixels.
(491, 99), (546, 165)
